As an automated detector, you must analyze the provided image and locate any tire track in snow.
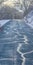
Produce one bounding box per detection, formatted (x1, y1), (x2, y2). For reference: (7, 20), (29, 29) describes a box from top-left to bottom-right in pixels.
(17, 43), (26, 65)
(17, 43), (33, 65)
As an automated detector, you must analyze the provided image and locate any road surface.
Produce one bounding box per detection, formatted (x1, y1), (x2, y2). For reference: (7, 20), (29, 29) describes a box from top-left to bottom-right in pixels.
(0, 19), (33, 65)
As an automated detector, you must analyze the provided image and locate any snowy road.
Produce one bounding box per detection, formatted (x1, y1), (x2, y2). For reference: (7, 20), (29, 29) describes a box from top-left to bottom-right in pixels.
(0, 20), (33, 65)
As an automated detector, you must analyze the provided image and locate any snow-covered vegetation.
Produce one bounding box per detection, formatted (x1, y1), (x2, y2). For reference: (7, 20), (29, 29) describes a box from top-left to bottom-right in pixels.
(24, 11), (33, 28)
(0, 0), (33, 19)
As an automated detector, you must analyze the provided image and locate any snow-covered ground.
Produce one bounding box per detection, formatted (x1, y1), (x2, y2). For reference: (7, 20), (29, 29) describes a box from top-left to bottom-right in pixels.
(24, 10), (33, 29)
(0, 10), (33, 29)
(0, 20), (10, 27)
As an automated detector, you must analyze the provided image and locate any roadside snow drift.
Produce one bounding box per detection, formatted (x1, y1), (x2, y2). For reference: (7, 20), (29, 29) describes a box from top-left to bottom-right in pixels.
(0, 20), (10, 27)
(24, 11), (33, 29)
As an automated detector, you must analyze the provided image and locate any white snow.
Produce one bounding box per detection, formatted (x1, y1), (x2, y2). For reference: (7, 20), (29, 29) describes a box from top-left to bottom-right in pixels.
(24, 10), (33, 29)
(17, 43), (33, 65)
(0, 20), (10, 27)
(24, 35), (28, 44)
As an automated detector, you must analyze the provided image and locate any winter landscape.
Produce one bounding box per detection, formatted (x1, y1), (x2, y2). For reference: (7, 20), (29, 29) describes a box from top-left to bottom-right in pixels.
(0, 0), (33, 65)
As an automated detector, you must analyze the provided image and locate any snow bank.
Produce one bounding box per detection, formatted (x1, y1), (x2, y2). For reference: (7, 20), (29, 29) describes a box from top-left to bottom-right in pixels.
(24, 10), (33, 29)
(0, 20), (10, 27)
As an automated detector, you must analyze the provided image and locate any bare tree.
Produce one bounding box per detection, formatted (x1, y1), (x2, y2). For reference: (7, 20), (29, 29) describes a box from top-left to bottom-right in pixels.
(23, 0), (33, 22)
(21, 0), (33, 18)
